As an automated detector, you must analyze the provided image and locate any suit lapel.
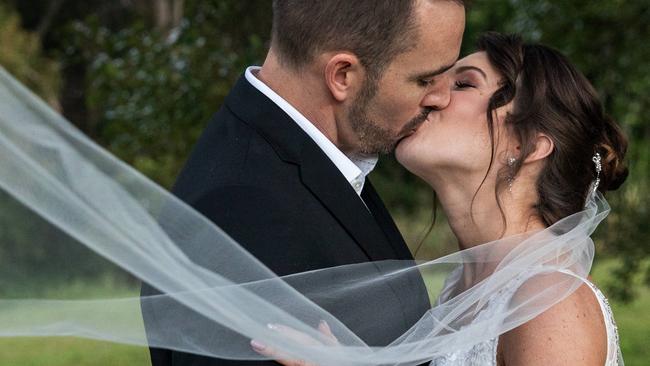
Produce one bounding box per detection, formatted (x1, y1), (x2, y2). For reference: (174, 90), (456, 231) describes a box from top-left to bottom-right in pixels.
(299, 144), (398, 261)
(225, 74), (401, 261)
(361, 179), (414, 260)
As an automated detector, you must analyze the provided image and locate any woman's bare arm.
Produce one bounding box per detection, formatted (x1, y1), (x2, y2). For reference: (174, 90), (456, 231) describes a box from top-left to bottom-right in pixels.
(498, 283), (608, 366)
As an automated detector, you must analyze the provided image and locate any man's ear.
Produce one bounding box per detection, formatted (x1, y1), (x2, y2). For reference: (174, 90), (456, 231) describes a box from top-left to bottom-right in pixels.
(323, 53), (363, 102)
(524, 133), (554, 163)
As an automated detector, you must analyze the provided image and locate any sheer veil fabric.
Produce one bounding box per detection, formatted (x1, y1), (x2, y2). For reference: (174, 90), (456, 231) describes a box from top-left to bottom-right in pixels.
(0, 67), (609, 365)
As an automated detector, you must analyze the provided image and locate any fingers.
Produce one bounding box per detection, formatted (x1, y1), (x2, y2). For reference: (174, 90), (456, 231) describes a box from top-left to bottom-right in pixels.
(250, 339), (314, 366)
(317, 320), (339, 346)
(249, 321), (338, 366)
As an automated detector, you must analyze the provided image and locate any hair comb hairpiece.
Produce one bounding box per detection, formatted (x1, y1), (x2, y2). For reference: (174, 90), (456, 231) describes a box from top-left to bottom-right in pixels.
(592, 152), (602, 193)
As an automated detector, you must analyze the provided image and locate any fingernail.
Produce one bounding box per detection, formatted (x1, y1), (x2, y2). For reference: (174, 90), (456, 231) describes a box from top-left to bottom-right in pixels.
(267, 323), (278, 330)
(250, 339), (266, 351)
(319, 320), (331, 331)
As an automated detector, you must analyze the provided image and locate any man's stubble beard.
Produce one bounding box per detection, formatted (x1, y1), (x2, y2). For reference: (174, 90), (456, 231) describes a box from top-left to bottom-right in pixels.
(348, 78), (432, 155)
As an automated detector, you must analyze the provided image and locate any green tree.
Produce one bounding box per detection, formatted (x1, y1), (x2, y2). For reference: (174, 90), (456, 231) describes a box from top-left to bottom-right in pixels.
(60, 0), (271, 187)
(0, 2), (60, 106)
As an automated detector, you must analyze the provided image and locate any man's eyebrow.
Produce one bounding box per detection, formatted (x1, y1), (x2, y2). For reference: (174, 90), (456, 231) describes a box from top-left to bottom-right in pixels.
(455, 65), (487, 80)
(409, 62), (456, 82)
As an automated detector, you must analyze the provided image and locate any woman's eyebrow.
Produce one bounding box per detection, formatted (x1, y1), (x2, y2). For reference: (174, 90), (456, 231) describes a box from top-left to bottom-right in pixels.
(455, 65), (487, 80)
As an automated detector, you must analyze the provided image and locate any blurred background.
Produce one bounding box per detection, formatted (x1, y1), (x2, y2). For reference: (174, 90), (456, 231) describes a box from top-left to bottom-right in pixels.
(0, 0), (648, 364)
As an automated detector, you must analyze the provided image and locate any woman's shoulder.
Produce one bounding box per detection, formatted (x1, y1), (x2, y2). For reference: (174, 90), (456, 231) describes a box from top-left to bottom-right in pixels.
(497, 282), (608, 365)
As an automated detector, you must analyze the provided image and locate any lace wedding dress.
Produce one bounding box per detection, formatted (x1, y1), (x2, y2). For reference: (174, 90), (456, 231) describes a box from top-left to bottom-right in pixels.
(430, 267), (623, 366)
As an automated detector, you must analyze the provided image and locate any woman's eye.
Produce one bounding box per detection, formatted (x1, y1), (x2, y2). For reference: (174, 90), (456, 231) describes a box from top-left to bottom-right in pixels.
(454, 80), (475, 89)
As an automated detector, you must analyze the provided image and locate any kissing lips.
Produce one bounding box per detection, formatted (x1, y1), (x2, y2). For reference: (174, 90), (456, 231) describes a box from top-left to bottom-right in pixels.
(395, 108), (434, 146)
(397, 119), (428, 146)
(407, 115), (433, 136)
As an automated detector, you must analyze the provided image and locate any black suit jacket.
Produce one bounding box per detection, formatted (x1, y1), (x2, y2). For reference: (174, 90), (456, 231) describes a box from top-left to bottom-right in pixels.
(142, 75), (430, 365)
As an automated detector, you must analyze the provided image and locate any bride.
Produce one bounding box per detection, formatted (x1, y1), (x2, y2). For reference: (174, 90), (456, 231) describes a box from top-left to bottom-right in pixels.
(251, 32), (628, 365)
(0, 32), (627, 365)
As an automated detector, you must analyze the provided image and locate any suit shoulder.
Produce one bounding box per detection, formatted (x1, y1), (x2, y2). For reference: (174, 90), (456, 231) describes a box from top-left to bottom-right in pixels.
(173, 106), (289, 201)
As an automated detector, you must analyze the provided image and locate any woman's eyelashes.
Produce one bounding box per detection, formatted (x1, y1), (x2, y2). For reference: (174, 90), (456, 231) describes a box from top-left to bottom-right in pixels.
(453, 80), (476, 90)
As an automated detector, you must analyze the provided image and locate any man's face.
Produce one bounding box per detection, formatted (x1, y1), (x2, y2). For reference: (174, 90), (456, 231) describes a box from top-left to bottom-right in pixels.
(346, 0), (465, 154)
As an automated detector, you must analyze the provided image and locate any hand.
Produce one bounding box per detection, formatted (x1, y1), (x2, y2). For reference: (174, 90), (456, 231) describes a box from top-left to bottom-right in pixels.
(250, 320), (339, 366)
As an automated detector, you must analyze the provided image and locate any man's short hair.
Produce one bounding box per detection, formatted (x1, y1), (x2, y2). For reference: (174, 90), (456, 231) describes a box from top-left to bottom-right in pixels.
(271, 0), (465, 80)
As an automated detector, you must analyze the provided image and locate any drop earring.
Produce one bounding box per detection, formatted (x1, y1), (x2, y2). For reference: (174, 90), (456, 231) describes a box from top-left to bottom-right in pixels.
(507, 157), (517, 192)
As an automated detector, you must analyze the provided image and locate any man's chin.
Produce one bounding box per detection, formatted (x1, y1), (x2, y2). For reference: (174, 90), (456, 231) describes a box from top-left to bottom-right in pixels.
(386, 129), (421, 154)
(351, 123), (410, 155)
(359, 145), (392, 155)
(351, 132), (398, 155)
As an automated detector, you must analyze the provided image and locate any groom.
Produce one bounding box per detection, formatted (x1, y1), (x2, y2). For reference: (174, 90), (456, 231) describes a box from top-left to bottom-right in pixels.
(144, 0), (465, 365)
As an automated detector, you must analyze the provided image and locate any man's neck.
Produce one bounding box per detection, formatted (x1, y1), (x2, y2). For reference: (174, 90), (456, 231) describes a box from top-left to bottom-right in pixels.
(257, 55), (353, 154)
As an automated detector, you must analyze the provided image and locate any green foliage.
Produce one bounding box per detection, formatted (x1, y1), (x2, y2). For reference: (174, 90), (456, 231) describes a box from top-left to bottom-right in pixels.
(597, 142), (650, 301)
(62, 1), (271, 187)
(591, 259), (650, 364)
(465, 0), (650, 132)
(0, 2), (60, 105)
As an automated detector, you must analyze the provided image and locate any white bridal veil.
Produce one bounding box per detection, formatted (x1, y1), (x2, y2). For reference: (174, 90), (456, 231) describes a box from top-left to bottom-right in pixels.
(0, 66), (609, 365)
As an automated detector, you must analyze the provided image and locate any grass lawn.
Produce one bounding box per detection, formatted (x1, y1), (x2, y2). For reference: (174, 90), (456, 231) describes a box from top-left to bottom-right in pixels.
(0, 262), (647, 365)
(0, 337), (149, 366)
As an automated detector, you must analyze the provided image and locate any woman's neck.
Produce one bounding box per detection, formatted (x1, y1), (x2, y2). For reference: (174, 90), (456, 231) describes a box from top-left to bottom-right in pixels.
(433, 178), (546, 250)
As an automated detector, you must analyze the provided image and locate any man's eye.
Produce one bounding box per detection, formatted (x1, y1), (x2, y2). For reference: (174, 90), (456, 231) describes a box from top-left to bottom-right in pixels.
(454, 81), (475, 89)
(418, 79), (433, 87)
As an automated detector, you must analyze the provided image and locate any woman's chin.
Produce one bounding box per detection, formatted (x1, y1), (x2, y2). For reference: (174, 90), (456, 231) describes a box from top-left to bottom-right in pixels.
(395, 138), (425, 175)
(394, 136), (415, 165)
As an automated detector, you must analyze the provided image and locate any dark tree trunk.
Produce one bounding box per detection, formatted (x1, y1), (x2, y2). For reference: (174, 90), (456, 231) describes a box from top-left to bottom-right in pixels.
(36, 0), (65, 37)
(152, 0), (184, 32)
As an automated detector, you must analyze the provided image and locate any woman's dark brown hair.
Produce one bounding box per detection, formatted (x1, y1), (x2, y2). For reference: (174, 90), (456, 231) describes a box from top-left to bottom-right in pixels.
(478, 32), (629, 226)
(416, 32), (628, 255)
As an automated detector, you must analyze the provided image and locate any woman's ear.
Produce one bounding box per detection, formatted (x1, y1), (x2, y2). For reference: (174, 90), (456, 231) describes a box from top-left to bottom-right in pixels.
(524, 133), (554, 163)
(323, 53), (363, 102)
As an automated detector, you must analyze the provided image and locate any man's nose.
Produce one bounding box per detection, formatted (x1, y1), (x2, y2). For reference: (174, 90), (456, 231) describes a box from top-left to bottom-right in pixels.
(422, 77), (452, 110)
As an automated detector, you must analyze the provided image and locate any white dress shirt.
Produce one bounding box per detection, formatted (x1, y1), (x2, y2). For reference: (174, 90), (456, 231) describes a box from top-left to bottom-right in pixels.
(245, 66), (377, 196)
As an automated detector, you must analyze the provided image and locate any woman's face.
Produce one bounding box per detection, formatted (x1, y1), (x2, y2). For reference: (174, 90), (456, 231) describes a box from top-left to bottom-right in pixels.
(396, 51), (513, 189)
